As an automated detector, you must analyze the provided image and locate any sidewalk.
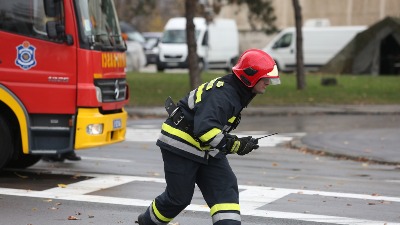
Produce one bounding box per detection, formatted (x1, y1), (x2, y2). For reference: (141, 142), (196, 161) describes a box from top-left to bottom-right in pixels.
(126, 105), (400, 165)
(126, 104), (400, 118)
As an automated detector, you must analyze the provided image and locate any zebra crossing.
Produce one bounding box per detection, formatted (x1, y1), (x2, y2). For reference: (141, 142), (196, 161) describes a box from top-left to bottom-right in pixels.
(125, 127), (305, 147)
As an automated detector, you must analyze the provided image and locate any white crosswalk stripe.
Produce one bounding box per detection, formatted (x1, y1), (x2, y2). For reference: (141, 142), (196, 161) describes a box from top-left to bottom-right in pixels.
(125, 128), (305, 147)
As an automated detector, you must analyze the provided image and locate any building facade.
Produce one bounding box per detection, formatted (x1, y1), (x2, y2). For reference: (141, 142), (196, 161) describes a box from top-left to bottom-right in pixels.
(216, 0), (400, 52)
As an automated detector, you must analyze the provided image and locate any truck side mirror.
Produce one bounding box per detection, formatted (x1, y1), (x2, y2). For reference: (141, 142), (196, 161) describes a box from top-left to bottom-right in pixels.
(44, 0), (62, 18)
(46, 21), (73, 45)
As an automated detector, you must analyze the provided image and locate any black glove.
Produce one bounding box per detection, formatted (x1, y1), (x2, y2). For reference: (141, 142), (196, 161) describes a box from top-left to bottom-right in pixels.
(223, 135), (259, 155)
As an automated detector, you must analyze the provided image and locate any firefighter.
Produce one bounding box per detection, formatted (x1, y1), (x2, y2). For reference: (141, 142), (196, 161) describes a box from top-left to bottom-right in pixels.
(137, 49), (280, 225)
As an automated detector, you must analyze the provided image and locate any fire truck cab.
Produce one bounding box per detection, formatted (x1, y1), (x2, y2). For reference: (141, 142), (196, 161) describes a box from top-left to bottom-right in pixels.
(0, 0), (129, 169)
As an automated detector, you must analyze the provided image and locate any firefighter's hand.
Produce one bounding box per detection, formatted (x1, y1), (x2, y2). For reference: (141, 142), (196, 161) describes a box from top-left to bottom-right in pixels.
(223, 135), (259, 155)
(236, 136), (259, 156)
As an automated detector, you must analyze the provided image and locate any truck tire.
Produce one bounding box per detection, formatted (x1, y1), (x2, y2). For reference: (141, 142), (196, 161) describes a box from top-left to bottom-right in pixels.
(0, 116), (13, 169)
(6, 153), (41, 169)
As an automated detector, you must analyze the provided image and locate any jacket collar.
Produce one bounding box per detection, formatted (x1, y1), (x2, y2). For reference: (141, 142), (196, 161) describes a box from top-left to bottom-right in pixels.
(221, 74), (256, 108)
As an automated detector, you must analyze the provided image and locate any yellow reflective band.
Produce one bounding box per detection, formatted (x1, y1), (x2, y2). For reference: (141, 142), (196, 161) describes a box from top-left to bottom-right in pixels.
(228, 116), (236, 123)
(206, 77), (220, 90)
(231, 140), (240, 153)
(162, 123), (209, 150)
(199, 128), (222, 142)
(195, 83), (206, 104)
(216, 81), (224, 87)
(152, 201), (173, 222)
(210, 203), (240, 216)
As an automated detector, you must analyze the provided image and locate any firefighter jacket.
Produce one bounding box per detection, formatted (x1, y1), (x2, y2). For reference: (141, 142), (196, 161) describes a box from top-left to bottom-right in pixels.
(157, 74), (255, 164)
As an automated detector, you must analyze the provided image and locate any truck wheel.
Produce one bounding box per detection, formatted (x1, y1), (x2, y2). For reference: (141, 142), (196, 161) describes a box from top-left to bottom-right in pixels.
(6, 154), (41, 169)
(225, 57), (237, 72)
(0, 116), (13, 169)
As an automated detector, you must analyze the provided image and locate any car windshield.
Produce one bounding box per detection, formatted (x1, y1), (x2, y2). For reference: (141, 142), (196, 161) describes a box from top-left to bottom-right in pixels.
(74, 0), (125, 51)
(161, 30), (200, 44)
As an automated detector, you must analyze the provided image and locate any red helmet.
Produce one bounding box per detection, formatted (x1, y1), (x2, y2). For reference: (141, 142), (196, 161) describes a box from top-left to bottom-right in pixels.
(232, 49), (280, 87)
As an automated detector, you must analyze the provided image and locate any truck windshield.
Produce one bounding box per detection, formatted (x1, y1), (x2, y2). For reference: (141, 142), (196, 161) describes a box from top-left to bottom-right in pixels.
(75, 0), (125, 51)
(161, 30), (201, 44)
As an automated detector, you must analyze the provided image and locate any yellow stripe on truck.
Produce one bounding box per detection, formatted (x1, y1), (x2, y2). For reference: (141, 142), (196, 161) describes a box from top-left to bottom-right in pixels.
(0, 87), (30, 154)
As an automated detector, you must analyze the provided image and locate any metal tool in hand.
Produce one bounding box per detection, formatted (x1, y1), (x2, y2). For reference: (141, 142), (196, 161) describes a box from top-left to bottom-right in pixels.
(255, 132), (278, 140)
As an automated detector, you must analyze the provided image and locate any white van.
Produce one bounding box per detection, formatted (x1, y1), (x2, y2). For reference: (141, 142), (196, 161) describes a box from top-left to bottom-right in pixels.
(157, 17), (239, 71)
(263, 26), (366, 72)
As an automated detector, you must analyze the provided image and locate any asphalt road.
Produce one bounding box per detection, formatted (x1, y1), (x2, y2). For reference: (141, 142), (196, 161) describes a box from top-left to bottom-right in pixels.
(0, 114), (399, 225)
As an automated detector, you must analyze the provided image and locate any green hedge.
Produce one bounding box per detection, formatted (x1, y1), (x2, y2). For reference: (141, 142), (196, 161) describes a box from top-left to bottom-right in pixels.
(127, 71), (400, 107)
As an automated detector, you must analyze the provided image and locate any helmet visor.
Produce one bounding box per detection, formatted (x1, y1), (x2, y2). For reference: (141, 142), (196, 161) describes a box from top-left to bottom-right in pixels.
(270, 78), (281, 85)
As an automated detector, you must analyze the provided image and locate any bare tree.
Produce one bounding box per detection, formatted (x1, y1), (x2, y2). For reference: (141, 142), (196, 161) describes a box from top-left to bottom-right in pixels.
(186, 0), (202, 89)
(216, 0), (278, 34)
(292, 0), (306, 90)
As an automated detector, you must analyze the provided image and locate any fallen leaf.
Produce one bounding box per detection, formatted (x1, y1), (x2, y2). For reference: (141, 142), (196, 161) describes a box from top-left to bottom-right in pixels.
(14, 172), (28, 179)
(68, 216), (80, 220)
(71, 174), (81, 179)
(58, 184), (67, 188)
(147, 172), (160, 176)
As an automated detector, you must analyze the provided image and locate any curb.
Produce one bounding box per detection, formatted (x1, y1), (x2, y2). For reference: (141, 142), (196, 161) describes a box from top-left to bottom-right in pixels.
(126, 105), (400, 118)
(289, 138), (400, 166)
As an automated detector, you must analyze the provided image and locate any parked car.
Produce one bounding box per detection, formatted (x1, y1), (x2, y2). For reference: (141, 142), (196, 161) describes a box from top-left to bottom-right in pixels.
(142, 32), (162, 65)
(157, 17), (239, 72)
(120, 21), (146, 71)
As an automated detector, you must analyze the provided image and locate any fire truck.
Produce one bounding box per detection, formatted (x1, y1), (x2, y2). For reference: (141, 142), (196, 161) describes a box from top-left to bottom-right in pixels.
(0, 0), (129, 169)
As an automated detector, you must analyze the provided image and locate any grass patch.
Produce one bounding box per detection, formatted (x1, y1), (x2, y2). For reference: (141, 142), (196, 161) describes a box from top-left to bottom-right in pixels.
(127, 71), (400, 107)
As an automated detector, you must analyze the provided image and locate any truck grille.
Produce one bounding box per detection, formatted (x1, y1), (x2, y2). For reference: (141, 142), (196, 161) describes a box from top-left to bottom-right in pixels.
(94, 78), (127, 102)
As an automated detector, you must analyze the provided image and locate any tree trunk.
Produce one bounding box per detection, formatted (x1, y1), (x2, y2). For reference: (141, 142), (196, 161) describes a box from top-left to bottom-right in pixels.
(185, 0), (201, 90)
(292, 0), (306, 90)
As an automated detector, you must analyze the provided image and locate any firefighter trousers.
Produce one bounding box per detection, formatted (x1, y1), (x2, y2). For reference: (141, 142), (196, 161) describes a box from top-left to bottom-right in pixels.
(142, 148), (241, 225)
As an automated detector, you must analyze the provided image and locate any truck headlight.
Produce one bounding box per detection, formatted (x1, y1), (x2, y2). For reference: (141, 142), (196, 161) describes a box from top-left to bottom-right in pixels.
(86, 124), (103, 135)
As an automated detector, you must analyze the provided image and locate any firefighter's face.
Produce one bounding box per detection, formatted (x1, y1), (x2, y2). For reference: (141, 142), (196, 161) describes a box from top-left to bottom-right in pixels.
(252, 78), (270, 94)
